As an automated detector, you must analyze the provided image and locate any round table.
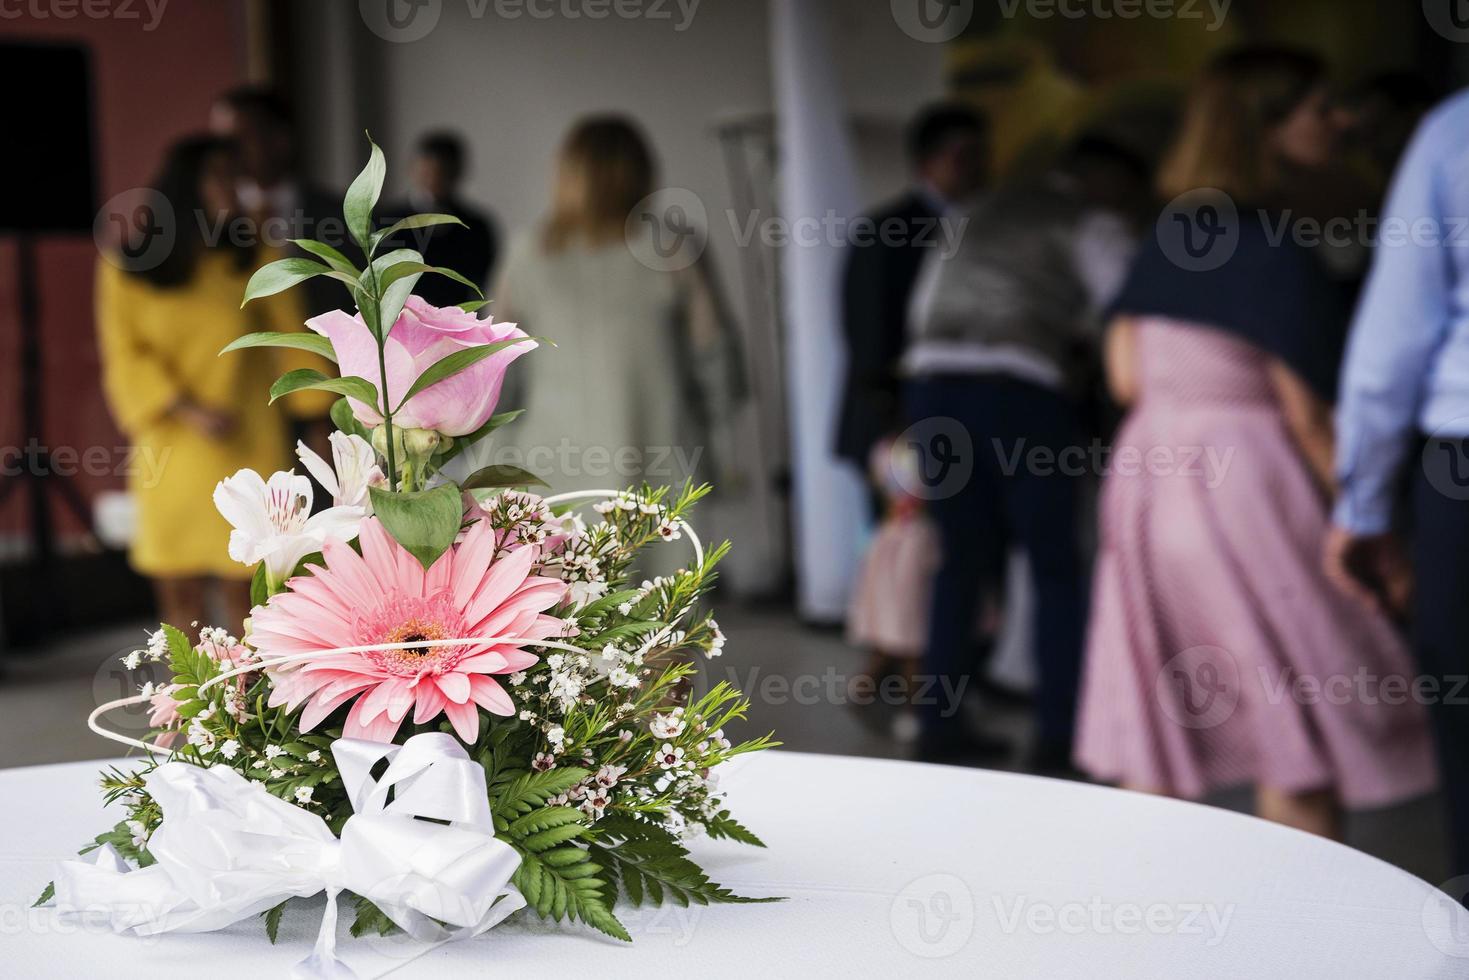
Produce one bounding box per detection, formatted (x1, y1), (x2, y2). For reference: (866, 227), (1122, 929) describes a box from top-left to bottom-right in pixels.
(4, 750), (1467, 978)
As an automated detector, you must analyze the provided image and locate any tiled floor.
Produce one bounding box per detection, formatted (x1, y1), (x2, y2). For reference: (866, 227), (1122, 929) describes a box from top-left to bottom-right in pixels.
(0, 602), (1448, 884)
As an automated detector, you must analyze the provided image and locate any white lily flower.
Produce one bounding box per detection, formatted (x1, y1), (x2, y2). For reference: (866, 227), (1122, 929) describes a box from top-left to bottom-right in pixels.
(213, 468), (363, 588)
(295, 431), (385, 512)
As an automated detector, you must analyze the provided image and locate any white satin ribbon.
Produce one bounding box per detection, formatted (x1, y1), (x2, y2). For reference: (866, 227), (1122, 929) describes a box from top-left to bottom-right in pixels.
(48, 733), (524, 979)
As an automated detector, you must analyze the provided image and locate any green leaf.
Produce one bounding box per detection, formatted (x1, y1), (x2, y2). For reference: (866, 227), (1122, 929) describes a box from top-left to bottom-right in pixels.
(241, 257), (357, 307)
(372, 212), (467, 250)
(705, 810), (767, 847)
(219, 331), (337, 364)
(591, 816), (781, 908)
(32, 881), (54, 908)
(436, 410), (523, 464)
(330, 397), (370, 440)
(365, 249), (424, 341)
(368, 484), (463, 569)
(460, 464), (548, 491)
(392, 338), (535, 412)
(511, 850), (629, 941)
(458, 300), (490, 313)
(355, 283), (383, 340)
(263, 901), (287, 944)
(268, 369), (379, 411)
(509, 806), (586, 837)
(377, 260), (483, 298)
(250, 562), (270, 607)
(522, 822), (590, 852)
(491, 766), (590, 815)
(291, 239), (360, 277)
(349, 894), (398, 938)
(344, 135), (387, 252)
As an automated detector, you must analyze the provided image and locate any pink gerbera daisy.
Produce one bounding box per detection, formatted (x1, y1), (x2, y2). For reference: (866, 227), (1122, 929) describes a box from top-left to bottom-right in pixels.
(249, 516), (566, 743)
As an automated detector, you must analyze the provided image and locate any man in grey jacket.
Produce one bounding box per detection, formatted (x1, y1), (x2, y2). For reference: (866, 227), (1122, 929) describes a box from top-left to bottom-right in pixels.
(904, 135), (1146, 768)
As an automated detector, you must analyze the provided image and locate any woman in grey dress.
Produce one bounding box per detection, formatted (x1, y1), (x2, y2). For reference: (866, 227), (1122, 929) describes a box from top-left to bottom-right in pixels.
(479, 115), (743, 501)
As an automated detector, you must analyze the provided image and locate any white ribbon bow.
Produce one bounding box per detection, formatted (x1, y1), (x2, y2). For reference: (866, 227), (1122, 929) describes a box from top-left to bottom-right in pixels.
(49, 733), (524, 978)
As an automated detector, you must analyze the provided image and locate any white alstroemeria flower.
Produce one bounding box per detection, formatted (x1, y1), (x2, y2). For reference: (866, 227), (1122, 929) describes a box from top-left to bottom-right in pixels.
(213, 468), (363, 588)
(296, 431), (385, 511)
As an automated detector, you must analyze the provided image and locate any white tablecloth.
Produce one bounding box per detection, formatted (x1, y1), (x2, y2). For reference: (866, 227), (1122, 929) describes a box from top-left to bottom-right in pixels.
(4, 750), (1468, 978)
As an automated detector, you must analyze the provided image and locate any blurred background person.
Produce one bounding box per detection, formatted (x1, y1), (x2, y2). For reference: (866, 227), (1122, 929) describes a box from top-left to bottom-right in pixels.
(95, 135), (328, 631)
(1336, 71), (1440, 197)
(1327, 88), (1469, 888)
(209, 86), (343, 456)
(485, 115), (744, 501)
(1077, 47), (1436, 837)
(209, 85), (351, 308)
(845, 436), (938, 743)
(899, 132), (1143, 769)
(834, 102), (988, 508)
(379, 131), (499, 308)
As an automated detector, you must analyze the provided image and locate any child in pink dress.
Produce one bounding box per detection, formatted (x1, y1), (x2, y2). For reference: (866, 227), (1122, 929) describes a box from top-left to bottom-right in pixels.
(847, 439), (940, 733)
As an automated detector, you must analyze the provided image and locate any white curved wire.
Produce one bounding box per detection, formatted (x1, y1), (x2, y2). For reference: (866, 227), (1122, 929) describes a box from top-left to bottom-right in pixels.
(90, 488), (705, 752)
(542, 487), (704, 568)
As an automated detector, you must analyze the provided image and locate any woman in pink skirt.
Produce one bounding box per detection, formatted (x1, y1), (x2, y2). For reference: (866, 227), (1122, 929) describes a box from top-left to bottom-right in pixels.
(1075, 47), (1436, 837)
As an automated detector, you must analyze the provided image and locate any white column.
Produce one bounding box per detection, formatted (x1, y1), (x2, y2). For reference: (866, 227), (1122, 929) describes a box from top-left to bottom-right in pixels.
(770, 0), (868, 621)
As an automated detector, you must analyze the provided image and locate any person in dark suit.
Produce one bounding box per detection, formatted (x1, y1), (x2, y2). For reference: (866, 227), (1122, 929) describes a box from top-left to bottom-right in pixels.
(380, 132), (499, 308)
(210, 86), (357, 478)
(835, 104), (989, 484)
(209, 86), (358, 325)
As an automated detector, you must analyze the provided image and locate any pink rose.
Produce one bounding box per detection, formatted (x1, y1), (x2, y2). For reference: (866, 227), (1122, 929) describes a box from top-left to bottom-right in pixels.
(307, 295), (535, 437)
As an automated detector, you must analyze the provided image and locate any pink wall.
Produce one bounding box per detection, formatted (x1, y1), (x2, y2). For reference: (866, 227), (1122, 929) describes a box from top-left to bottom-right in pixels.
(0, 3), (248, 539)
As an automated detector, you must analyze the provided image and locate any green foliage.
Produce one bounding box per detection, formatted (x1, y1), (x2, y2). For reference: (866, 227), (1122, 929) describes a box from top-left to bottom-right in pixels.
(241, 256), (357, 307)
(219, 331), (338, 363)
(376, 259), (482, 299)
(330, 397), (371, 440)
(491, 766), (590, 818)
(704, 810), (766, 847)
(32, 881), (54, 908)
(292, 238), (361, 277)
(392, 337), (527, 413)
(349, 893), (397, 939)
(263, 901), (287, 944)
(343, 135), (386, 251)
(368, 484), (463, 568)
(460, 464), (548, 492)
(250, 562), (270, 607)
(164, 623), (214, 688)
(365, 248), (422, 343)
(591, 816), (777, 909)
(373, 212), (466, 250)
(268, 369), (379, 410)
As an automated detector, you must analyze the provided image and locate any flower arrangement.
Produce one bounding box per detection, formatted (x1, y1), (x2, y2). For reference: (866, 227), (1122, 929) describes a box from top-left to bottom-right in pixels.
(43, 138), (776, 958)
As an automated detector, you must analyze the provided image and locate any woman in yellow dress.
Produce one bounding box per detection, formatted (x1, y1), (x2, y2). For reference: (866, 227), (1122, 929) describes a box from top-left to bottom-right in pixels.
(96, 135), (329, 630)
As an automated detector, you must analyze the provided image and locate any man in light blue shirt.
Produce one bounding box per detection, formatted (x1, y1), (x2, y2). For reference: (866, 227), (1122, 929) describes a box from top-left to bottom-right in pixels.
(1329, 89), (1469, 886)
